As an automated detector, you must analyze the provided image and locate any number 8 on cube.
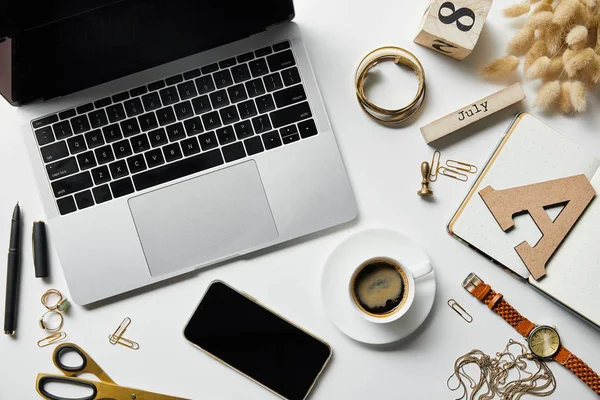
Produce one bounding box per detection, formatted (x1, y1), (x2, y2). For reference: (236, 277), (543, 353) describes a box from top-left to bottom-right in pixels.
(414, 0), (492, 60)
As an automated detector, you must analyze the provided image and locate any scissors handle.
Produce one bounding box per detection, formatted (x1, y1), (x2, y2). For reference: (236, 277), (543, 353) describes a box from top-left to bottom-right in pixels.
(52, 343), (115, 384)
(36, 374), (97, 400)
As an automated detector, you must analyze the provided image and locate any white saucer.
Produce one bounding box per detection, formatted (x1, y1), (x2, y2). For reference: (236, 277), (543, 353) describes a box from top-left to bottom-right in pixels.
(321, 229), (436, 345)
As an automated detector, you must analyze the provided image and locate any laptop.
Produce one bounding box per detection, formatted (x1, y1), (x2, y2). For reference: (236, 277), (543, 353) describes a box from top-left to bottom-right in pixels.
(1, 0), (357, 305)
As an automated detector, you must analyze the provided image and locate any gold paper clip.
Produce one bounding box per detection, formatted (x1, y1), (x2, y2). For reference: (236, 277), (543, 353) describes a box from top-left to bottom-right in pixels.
(446, 160), (478, 174)
(447, 299), (473, 323)
(37, 331), (68, 348)
(438, 167), (468, 182)
(429, 150), (441, 182)
(108, 334), (140, 350)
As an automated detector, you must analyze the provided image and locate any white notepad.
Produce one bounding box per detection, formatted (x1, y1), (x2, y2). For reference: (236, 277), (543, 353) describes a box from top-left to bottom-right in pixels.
(448, 113), (600, 328)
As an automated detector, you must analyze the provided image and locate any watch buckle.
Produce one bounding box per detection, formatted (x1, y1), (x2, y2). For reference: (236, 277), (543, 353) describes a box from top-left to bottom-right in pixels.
(462, 273), (482, 293)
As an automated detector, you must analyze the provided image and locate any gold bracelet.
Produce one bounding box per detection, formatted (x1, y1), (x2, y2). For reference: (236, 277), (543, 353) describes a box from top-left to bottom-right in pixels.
(355, 46), (426, 124)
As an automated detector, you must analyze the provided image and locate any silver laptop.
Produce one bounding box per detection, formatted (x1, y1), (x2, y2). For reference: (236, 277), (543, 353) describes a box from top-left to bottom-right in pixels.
(5, 1), (357, 304)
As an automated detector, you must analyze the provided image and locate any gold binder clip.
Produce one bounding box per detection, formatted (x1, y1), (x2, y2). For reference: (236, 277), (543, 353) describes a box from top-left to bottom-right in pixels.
(438, 167), (468, 182)
(37, 331), (68, 348)
(108, 317), (139, 350)
(429, 150), (441, 182)
(446, 160), (478, 174)
(447, 299), (473, 323)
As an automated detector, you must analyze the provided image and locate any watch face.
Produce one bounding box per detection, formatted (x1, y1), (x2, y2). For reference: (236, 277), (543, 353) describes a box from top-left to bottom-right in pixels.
(528, 326), (561, 358)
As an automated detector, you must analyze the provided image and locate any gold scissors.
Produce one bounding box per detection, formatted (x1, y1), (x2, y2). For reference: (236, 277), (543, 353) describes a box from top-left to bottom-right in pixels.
(36, 342), (189, 400)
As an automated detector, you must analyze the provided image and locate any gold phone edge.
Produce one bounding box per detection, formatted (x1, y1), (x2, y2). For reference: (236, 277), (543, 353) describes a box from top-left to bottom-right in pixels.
(182, 280), (333, 400)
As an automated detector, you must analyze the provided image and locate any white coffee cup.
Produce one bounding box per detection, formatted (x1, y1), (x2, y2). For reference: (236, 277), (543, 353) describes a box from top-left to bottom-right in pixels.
(349, 257), (432, 324)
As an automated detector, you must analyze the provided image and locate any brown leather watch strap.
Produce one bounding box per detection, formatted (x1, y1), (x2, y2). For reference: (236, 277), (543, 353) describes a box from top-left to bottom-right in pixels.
(554, 346), (600, 395)
(462, 273), (535, 337)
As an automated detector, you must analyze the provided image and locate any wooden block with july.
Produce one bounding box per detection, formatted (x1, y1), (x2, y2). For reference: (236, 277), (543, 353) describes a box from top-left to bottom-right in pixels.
(414, 0), (493, 60)
(420, 83), (525, 144)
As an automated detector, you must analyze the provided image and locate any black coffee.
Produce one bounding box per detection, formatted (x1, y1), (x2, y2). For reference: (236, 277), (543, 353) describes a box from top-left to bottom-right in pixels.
(352, 260), (406, 315)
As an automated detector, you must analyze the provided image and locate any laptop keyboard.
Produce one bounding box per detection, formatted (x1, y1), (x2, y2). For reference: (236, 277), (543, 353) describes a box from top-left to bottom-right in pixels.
(31, 41), (319, 216)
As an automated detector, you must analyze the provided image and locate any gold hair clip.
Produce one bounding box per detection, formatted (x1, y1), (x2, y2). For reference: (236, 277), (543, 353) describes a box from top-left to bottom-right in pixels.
(37, 331), (68, 348)
(446, 160), (478, 174)
(439, 167), (468, 182)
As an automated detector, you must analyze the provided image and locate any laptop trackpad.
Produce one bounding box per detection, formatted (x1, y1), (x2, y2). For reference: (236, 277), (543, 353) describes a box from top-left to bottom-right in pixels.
(129, 161), (279, 277)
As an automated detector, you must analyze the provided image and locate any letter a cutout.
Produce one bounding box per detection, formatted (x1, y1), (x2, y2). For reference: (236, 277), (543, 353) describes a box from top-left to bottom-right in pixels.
(479, 175), (595, 280)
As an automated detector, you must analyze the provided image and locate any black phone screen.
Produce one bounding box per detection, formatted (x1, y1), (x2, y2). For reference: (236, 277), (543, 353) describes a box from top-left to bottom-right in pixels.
(184, 282), (332, 400)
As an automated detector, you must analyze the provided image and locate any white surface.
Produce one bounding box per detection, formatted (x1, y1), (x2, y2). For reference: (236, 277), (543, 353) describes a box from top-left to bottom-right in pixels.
(321, 229), (435, 342)
(2, 0), (600, 399)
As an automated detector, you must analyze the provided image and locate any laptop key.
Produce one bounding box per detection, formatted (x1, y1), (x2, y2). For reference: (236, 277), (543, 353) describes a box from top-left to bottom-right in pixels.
(222, 142), (246, 163)
(282, 67), (301, 86)
(84, 129), (105, 149)
(252, 115), (272, 134)
(35, 127), (55, 146)
(110, 178), (135, 198)
(124, 98), (144, 117)
(256, 94), (275, 114)
(53, 121), (73, 140)
(216, 126), (236, 145)
(234, 121), (254, 140)
(57, 196), (77, 215)
(219, 57), (237, 69)
(163, 143), (183, 162)
(166, 74), (183, 86)
(177, 81), (198, 101)
(282, 134), (300, 145)
(106, 104), (126, 123)
(160, 87), (180, 106)
(75, 190), (95, 210)
(184, 117), (204, 136)
(166, 122), (186, 142)
(249, 59), (269, 77)
(298, 119), (318, 138)
(149, 128), (168, 147)
(145, 149), (165, 168)
(67, 135), (87, 154)
(255, 46), (272, 57)
(199, 132), (218, 151)
(46, 157), (79, 180)
(94, 145), (115, 165)
(92, 185), (113, 204)
(41, 141), (69, 163)
(202, 111), (222, 131)
(89, 109), (109, 129)
(244, 136), (264, 156)
(91, 166), (111, 185)
(59, 109), (76, 120)
(237, 52), (254, 63)
(102, 124), (123, 143)
(195, 76), (216, 95)
(142, 92), (162, 112)
(127, 155), (147, 174)
(113, 139), (133, 159)
(133, 149), (224, 191)
(52, 171), (93, 198)
(262, 131), (282, 150)
(181, 137), (201, 156)
(71, 115), (91, 134)
(76, 103), (94, 114)
(264, 73), (283, 92)
(192, 95), (212, 115)
(139, 113), (159, 131)
(210, 90), (230, 109)
(130, 86), (148, 97)
(183, 69), (201, 80)
(245, 78), (266, 97)
(120, 118), (141, 137)
(267, 50), (296, 72)
(201, 63), (219, 74)
(270, 102), (312, 128)
(273, 41), (291, 52)
(130, 134), (151, 153)
(273, 84), (306, 108)
(112, 91), (130, 103)
(227, 84), (247, 103)
(280, 125), (298, 138)
(33, 114), (59, 129)
(77, 151), (97, 170)
(157, 107), (176, 126)
(219, 106), (240, 125)
(148, 80), (166, 91)
(238, 100), (258, 119)
(174, 100), (194, 120)
(94, 97), (112, 108)
(109, 160), (129, 179)
(232, 64), (251, 83)
(213, 70), (234, 89)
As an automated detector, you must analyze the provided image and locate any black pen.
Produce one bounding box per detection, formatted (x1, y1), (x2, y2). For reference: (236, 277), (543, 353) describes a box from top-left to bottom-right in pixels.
(4, 203), (21, 335)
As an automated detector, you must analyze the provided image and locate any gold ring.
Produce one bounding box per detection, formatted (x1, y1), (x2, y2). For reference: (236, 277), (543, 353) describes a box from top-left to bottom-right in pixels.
(39, 310), (64, 333)
(355, 46), (426, 124)
(41, 289), (63, 310)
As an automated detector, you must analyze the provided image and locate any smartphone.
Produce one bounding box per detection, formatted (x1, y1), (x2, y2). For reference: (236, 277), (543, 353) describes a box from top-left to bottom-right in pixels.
(184, 281), (332, 400)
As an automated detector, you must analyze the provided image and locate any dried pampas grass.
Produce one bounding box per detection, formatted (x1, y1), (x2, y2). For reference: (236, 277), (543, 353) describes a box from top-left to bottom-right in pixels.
(481, 0), (600, 114)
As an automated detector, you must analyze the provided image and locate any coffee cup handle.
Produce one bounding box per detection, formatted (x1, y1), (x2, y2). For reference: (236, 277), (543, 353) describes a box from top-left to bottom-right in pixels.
(411, 261), (433, 280)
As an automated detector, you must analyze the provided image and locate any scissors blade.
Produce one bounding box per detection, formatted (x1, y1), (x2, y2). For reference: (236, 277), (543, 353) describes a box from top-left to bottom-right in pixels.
(117, 386), (191, 400)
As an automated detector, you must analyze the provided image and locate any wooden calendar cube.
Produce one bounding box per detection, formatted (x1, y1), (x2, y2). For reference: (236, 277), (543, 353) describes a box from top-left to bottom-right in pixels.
(414, 0), (492, 60)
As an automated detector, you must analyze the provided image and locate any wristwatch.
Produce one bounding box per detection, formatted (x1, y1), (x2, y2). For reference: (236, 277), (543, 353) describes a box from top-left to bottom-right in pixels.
(462, 273), (600, 396)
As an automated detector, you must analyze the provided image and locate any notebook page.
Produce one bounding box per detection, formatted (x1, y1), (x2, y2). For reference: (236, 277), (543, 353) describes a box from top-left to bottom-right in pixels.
(451, 114), (600, 278)
(529, 171), (600, 326)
